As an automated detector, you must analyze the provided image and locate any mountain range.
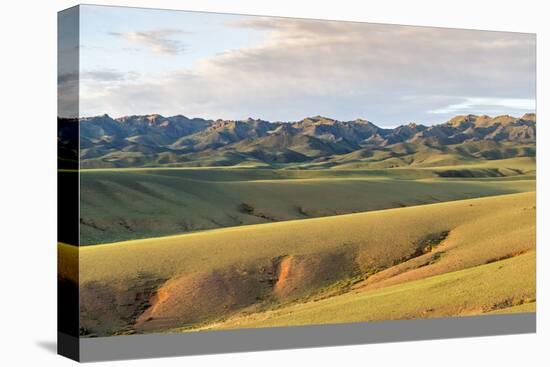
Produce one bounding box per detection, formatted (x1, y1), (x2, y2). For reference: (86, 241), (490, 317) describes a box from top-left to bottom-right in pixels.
(73, 113), (536, 169)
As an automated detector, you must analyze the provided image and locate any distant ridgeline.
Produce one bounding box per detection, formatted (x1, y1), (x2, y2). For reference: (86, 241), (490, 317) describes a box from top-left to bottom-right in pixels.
(73, 113), (536, 168)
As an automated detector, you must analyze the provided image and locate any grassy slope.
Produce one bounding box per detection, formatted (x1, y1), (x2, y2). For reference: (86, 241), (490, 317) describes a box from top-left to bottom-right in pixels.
(206, 252), (535, 330)
(295, 146), (535, 170)
(79, 158), (535, 244)
(75, 192), (535, 283)
(64, 192), (535, 335)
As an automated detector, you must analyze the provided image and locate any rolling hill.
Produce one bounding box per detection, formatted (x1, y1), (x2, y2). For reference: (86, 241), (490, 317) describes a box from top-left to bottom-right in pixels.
(60, 192), (535, 336)
(79, 157), (535, 244)
(59, 111), (536, 338)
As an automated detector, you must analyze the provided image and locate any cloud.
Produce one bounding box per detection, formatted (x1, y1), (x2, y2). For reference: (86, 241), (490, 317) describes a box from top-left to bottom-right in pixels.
(429, 97), (536, 114)
(81, 69), (138, 82)
(109, 28), (188, 55)
(81, 17), (535, 125)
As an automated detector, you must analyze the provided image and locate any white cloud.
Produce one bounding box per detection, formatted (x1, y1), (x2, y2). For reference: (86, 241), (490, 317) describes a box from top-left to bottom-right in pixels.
(81, 17), (536, 125)
(429, 97), (536, 114)
(81, 69), (138, 82)
(109, 28), (188, 55)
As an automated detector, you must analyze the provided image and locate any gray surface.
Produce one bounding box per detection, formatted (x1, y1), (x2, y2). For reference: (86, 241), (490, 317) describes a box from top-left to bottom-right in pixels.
(79, 313), (535, 362)
(58, 5), (79, 119)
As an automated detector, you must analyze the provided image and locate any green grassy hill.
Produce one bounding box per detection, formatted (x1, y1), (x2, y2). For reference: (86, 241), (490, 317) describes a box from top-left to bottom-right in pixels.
(61, 191), (535, 336)
(66, 111), (537, 338)
(80, 157), (535, 244)
(205, 252), (535, 330)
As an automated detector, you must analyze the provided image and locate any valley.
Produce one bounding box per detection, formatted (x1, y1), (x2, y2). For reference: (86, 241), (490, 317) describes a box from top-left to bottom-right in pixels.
(60, 113), (536, 337)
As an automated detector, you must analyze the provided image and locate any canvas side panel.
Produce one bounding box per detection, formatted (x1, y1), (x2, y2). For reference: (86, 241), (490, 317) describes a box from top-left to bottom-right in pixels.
(57, 5), (80, 362)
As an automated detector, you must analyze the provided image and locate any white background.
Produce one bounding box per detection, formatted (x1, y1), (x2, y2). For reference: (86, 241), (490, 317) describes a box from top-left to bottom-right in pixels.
(0, 0), (547, 365)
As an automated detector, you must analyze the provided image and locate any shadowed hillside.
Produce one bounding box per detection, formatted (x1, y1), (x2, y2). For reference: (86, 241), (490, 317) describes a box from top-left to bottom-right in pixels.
(79, 158), (535, 244)
(61, 192), (535, 336)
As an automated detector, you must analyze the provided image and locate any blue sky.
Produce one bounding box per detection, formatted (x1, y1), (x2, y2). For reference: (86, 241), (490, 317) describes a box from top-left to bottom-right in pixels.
(80, 6), (265, 76)
(75, 5), (536, 126)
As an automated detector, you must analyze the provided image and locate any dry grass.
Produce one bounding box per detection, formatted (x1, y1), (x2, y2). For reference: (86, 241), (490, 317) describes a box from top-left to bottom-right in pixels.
(58, 242), (78, 283)
(60, 191), (535, 335)
(79, 162), (534, 244)
(72, 192), (534, 283)
(206, 252), (535, 330)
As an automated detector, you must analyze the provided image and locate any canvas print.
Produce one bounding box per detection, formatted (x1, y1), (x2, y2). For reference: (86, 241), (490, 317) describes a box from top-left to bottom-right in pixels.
(58, 5), (536, 346)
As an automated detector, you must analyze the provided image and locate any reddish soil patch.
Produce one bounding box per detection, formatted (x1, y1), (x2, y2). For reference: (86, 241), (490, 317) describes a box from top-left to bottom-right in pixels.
(135, 263), (278, 332)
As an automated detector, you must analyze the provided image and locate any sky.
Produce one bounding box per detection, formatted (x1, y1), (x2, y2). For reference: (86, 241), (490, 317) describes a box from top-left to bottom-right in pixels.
(72, 5), (536, 126)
